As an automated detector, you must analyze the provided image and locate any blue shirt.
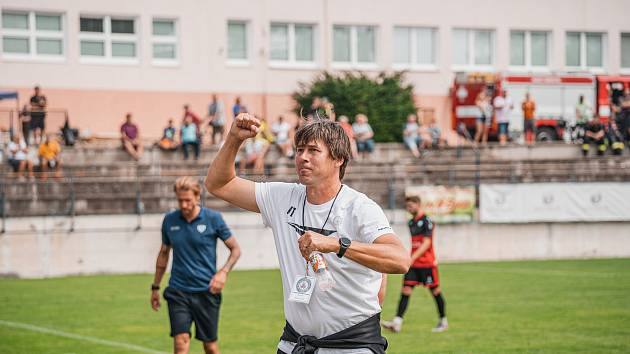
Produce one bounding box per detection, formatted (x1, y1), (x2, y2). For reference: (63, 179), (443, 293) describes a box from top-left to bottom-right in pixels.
(181, 123), (197, 143)
(161, 207), (232, 292)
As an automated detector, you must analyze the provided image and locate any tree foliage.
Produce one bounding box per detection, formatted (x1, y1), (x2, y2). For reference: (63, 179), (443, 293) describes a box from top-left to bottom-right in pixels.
(292, 71), (417, 142)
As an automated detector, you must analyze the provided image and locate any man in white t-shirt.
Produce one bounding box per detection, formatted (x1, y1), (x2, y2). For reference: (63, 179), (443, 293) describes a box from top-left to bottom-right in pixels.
(493, 90), (513, 146)
(205, 113), (410, 353)
(271, 115), (293, 158)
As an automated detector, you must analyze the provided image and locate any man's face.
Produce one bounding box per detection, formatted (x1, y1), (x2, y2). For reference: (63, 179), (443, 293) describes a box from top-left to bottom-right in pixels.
(405, 201), (420, 215)
(295, 139), (340, 185)
(176, 190), (199, 218)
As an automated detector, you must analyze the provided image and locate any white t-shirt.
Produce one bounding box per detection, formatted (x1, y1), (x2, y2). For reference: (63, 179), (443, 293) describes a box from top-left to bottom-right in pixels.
(493, 96), (513, 123)
(272, 122), (291, 143)
(255, 182), (393, 354)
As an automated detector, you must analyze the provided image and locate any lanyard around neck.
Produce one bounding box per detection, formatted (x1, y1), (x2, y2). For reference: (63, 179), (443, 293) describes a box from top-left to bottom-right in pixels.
(301, 185), (343, 235)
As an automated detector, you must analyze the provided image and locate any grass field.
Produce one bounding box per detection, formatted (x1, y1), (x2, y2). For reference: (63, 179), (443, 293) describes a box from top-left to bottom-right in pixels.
(1, 258), (629, 353)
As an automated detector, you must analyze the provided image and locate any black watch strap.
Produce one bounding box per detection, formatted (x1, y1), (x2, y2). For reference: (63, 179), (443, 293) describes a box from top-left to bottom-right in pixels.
(151, 284), (160, 291)
(337, 237), (351, 258)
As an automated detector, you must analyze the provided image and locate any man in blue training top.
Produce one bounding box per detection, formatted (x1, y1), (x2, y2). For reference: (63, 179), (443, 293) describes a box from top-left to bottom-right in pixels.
(151, 176), (241, 354)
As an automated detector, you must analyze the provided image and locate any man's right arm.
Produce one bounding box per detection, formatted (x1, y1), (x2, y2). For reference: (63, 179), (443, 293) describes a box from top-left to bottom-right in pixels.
(204, 113), (261, 212)
(151, 244), (171, 311)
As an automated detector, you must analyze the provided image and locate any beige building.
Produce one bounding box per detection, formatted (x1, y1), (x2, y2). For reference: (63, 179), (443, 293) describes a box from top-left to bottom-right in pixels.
(1, 0), (629, 138)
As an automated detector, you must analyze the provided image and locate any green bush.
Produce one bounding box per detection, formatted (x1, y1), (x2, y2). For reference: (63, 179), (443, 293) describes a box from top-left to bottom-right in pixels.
(292, 71), (417, 142)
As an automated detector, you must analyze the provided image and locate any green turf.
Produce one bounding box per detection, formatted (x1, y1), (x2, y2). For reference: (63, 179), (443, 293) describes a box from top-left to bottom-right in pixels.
(1, 259), (629, 353)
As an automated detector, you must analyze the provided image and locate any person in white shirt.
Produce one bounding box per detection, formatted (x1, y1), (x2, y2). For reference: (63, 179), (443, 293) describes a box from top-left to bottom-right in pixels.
(493, 90), (514, 146)
(204, 113), (410, 354)
(7, 134), (34, 178)
(272, 115), (294, 158)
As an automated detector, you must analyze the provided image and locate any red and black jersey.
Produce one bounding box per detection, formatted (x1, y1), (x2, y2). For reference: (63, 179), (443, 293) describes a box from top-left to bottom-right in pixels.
(408, 213), (437, 268)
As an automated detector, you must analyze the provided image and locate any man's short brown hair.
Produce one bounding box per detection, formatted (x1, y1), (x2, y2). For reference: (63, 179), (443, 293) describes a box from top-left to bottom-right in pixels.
(405, 195), (421, 204)
(294, 119), (352, 180)
(174, 176), (201, 197)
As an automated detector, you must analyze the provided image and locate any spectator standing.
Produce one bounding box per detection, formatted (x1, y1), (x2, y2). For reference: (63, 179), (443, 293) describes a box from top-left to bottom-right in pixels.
(575, 95), (593, 126)
(19, 104), (31, 145)
(38, 133), (62, 179)
(337, 115), (358, 159)
(207, 95), (226, 145)
(120, 113), (143, 160)
(7, 134), (34, 178)
(271, 116), (293, 158)
(403, 114), (422, 158)
(181, 115), (200, 160)
(474, 90), (493, 145)
(522, 93), (537, 145)
(493, 90), (514, 146)
(30, 86), (47, 145)
(151, 177), (241, 354)
(232, 97), (247, 118)
(158, 119), (179, 151)
(352, 114), (375, 159)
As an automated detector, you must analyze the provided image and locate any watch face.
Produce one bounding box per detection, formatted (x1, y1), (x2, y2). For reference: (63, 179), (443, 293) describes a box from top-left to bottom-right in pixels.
(340, 237), (351, 247)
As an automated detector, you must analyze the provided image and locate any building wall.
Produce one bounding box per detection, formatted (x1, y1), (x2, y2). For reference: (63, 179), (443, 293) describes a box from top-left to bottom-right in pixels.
(1, 0), (629, 137)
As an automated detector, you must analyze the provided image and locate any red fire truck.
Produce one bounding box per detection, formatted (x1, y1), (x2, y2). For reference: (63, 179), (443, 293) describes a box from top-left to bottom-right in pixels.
(451, 72), (630, 141)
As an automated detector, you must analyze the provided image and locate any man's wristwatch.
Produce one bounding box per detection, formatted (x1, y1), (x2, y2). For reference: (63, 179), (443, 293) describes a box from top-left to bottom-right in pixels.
(337, 237), (352, 258)
(151, 284), (160, 291)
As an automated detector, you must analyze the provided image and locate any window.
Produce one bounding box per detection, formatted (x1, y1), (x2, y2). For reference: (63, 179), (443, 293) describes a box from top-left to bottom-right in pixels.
(622, 33), (630, 69)
(1, 11), (64, 59)
(227, 21), (248, 62)
(152, 19), (177, 64)
(452, 29), (494, 68)
(510, 30), (550, 69)
(79, 16), (137, 62)
(269, 23), (315, 66)
(565, 31), (605, 70)
(332, 25), (377, 67)
(393, 26), (437, 69)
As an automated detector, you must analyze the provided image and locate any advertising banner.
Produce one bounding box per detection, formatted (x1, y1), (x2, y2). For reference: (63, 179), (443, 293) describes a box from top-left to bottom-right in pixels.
(405, 185), (476, 223)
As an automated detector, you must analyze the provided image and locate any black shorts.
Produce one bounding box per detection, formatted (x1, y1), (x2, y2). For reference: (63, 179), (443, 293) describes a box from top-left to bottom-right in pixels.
(403, 267), (439, 289)
(30, 113), (45, 130)
(163, 286), (222, 342)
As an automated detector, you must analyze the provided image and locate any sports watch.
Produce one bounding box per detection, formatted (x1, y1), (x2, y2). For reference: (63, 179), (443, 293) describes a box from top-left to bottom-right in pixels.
(337, 237), (352, 258)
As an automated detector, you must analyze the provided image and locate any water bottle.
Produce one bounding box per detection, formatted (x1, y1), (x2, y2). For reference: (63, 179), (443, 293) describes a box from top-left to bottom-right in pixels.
(309, 252), (335, 291)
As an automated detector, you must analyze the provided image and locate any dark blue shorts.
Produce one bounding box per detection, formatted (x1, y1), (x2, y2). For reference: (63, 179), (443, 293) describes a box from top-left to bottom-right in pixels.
(163, 286), (222, 342)
(498, 123), (509, 135)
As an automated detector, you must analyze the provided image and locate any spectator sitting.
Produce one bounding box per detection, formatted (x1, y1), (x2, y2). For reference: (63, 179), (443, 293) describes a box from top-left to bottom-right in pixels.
(403, 114), (422, 158)
(7, 134), (34, 178)
(158, 119), (179, 151)
(352, 113), (375, 159)
(239, 136), (270, 175)
(258, 116), (275, 144)
(38, 133), (62, 179)
(120, 113), (143, 160)
(337, 115), (358, 159)
(618, 88), (630, 146)
(582, 119), (606, 157)
(321, 96), (336, 121)
(180, 115), (200, 160)
(271, 115), (293, 158)
(426, 115), (446, 148)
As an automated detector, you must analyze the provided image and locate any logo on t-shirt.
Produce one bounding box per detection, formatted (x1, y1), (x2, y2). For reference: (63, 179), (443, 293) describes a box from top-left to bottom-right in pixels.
(287, 222), (336, 236)
(196, 224), (207, 233)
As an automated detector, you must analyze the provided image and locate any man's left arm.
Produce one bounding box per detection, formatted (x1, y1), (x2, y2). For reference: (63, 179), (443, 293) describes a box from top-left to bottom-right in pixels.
(298, 232), (410, 274)
(209, 236), (241, 294)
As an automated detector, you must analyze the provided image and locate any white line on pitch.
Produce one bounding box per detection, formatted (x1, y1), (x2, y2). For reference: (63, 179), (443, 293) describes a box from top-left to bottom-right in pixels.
(0, 320), (168, 354)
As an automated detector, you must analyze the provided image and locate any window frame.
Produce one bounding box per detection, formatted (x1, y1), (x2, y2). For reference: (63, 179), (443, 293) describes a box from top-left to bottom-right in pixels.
(620, 32), (630, 74)
(0, 10), (65, 62)
(331, 24), (379, 70)
(151, 18), (179, 67)
(78, 15), (139, 65)
(226, 20), (250, 66)
(268, 22), (318, 70)
(451, 28), (496, 72)
(392, 25), (438, 72)
(508, 30), (552, 73)
(564, 31), (606, 73)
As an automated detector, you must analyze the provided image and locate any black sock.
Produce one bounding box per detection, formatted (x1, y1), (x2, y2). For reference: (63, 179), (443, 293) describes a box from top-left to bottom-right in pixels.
(396, 294), (410, 318)
(433, 292), (446, 318)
